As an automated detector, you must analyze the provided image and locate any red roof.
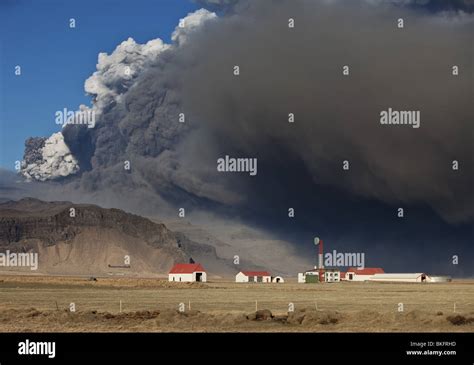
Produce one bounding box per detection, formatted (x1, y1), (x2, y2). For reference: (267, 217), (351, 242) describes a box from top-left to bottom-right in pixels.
(169, 263), (205, 274)
(241, 271), (271, 277)
(347, 267), (384, 275)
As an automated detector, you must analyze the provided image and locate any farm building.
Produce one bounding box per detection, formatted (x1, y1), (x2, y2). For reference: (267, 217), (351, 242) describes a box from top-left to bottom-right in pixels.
(369, 273), (430, 283)
(429, 276), (452, 283)
(299, 270), (319, 283)
(322, 268), (341, 282)
(272, 276), (284, 283)
(299, 267), (341, 283)
(344, 267), (385, 282)
(168, 263), (207, 282)
(236, 271), (271, 283)
(297, 238), (340, 283)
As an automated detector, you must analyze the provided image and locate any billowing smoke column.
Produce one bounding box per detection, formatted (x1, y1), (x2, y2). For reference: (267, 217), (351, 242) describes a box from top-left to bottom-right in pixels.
(21, 133), (80, 181)
(7, 0), (473, 275)
(20, 9), (218, 183)
(18, 1), (474, 225)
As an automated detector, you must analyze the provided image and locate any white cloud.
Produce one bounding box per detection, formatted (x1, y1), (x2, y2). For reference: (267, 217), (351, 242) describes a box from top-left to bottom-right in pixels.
(84, 37), (169, 112)
(172, 9), (217, 46)
(21, 132), (80, 181)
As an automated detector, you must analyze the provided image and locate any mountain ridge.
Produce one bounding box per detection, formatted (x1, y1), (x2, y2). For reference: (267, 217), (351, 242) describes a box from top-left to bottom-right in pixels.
(0, 198), (234, 276)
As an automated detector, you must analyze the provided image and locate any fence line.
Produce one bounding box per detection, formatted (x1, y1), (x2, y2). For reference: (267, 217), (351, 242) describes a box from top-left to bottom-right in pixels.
(21, 300), (471, 314)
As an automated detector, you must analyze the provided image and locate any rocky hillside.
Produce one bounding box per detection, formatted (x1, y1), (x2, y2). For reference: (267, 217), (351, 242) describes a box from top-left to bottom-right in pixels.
(0, 198), (233, 276)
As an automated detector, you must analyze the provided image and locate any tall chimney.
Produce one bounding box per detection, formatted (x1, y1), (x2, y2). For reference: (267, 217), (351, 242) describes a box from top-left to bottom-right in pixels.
(318, 239), (324, 269)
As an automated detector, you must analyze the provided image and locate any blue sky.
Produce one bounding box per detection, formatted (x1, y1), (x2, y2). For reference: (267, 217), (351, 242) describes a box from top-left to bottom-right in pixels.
(0, 0), (200, 169)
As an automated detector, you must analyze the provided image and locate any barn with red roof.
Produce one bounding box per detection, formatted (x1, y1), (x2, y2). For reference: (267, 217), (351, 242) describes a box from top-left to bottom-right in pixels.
(344, 267), (384, 282)
(168, 263), (207, 282)
(236, 270), (271, 283)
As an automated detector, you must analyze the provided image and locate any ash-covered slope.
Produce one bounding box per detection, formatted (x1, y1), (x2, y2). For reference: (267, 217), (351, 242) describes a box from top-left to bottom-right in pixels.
(0, 198), (233, 276)
(165, 219), (312, 276)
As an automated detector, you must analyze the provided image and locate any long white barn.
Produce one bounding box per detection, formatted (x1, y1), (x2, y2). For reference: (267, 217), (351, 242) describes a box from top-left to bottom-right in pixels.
(369, 273), (429, 283)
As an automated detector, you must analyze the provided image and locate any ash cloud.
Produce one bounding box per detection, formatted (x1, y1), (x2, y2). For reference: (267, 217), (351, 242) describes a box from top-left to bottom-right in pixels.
(21, 133), (79, 181)
(11, 1), (473, 274)
(84, 37), (170, 113)
(19, 1), (473, 221)
(196, 0), (474, 13)
(173, 0), (473, 223)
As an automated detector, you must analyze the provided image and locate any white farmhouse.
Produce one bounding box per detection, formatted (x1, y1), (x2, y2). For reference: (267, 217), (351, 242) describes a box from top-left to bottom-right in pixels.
(168, 263), (207, 282)
(236, 271), (271, 283)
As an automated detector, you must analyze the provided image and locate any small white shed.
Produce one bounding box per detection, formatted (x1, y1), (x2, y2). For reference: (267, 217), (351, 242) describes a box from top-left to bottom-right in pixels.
(272, 276), (284, 283)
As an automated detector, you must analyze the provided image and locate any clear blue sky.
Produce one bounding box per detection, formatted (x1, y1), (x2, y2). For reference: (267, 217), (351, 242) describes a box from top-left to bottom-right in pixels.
(0, 0), (200, 169)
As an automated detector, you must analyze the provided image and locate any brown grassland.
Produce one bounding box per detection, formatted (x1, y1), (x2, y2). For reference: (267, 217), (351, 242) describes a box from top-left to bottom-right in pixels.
(0, 274), (473, 332)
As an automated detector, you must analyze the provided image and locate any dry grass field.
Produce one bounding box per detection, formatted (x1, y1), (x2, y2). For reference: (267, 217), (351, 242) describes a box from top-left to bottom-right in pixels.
(0, 274), (473, 332)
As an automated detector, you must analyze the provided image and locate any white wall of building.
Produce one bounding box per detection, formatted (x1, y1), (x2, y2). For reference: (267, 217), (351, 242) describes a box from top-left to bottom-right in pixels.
(345, 272), (374, 282)
(169, 271), (206, 282)
(235, 272), (271, 283)
(370, 273), (429, 283)
(324, 271), (340, 282)
(235, 272), (249, 282)
(429, 276), (451, 283)
(169, 273), (193, 282)
(194, 271), (207, 282)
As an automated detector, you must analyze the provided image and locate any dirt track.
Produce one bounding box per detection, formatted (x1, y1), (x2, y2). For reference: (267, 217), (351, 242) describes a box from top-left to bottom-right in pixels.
(0, 275), (472, 332)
